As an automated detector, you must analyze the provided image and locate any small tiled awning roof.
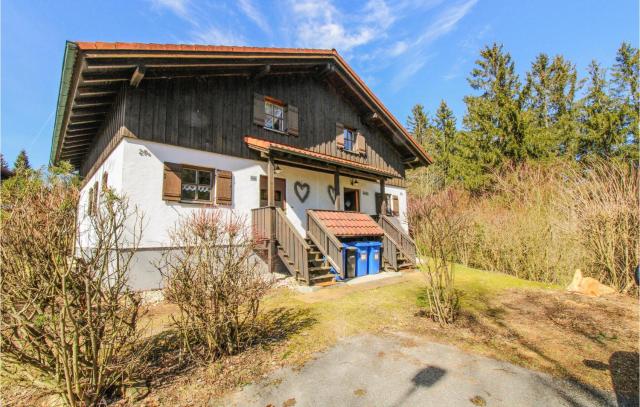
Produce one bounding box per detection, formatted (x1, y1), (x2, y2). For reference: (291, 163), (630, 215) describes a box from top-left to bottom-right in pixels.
(244, 136), (398, 178)
(312, 210), (384, 237)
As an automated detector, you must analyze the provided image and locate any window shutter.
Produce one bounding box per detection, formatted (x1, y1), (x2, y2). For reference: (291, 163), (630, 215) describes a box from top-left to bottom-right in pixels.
(163, 162), (182, 201)
(286, 105), (299, 136)
(391, 195), (400, 217)
(216, 170), (233, 206)
(356, 131), (366, 155)
(336, 122), (345, 149)
(253, 93), (265, 126)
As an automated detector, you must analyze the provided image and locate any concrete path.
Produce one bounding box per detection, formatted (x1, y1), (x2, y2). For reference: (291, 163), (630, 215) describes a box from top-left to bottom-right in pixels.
(224, 332), (617, 407)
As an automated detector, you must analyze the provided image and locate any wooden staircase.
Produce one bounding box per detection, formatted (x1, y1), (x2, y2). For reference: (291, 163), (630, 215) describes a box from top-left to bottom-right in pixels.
(252, 206), (337, 286)
(377, 215), (417, 272)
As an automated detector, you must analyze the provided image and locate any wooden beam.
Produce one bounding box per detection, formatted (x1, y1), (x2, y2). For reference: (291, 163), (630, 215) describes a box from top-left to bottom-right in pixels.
(316, 62), (334, 78)
(76, 85), (119, 97)
(267, 156), (275, 207)
(130, 65), (146, 87)
(379, 178), (386, 215)
(334, 167), (341, 210)
(73, 96), (113, 108)
(253, 64), (271, 80)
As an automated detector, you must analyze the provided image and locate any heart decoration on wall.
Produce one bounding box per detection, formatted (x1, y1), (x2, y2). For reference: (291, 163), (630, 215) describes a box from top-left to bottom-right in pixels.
(294, 181), (310, 203)
(327, 185), (336, 203)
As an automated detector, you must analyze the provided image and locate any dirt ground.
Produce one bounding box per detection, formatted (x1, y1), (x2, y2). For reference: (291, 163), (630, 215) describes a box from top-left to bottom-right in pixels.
(4, 269), (638, 406)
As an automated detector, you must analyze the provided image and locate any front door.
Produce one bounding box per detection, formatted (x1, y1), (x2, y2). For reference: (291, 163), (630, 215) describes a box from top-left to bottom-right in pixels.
(343, 188), (360, 212)
(260, 176), (286, 209)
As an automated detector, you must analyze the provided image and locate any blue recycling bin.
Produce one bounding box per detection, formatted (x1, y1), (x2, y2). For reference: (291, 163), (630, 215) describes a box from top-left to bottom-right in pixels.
(366, 241), (383, 275)
(352, 242), (369, 277)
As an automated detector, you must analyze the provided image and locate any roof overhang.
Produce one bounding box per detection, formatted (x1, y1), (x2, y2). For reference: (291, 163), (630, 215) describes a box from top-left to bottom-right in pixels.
(50, 42), (433, 170)
(244, 136), (398, 179)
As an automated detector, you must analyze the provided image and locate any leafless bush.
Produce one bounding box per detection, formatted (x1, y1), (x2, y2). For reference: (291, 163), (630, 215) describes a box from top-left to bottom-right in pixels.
(1, 170), (147, 406)
(158, 209), (273, 359)
(465, 162), (582, 284)
(561, 160), (639, 294)
(409, 189), (470, 325)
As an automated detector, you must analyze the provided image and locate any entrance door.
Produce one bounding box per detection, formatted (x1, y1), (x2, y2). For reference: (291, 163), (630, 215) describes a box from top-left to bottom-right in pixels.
(343, 188), (360, 212)
(260, 176), (286, 209)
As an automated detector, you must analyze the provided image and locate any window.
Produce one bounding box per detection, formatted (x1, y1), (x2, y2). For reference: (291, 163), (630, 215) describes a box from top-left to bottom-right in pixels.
(343, 128), (356, 152)
(264, 99), (285, 132)
(180, 167), (213, 202)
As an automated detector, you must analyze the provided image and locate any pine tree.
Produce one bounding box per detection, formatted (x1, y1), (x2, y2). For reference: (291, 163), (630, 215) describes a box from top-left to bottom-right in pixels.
(13, 150), (31, 172)
(524, 54), (579, 157)
(406, 104), (432, 148)
(460, 43), (529, 189)
(432, 100), (457, 184)
(578, 61), (627, 158)
(610, 42), (639, 161)
(1, 154), (14, 180)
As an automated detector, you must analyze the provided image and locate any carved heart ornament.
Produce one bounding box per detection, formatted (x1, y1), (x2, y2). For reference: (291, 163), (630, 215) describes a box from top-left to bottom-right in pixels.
(328, 185), (336, 203)
(294, 181), (310, 203)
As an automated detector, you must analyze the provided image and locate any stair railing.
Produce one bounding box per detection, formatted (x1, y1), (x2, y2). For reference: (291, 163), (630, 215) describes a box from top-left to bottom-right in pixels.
(378, 215), (417, 266)
(274, 207), (310, 282)
(306, 210), (343, 278)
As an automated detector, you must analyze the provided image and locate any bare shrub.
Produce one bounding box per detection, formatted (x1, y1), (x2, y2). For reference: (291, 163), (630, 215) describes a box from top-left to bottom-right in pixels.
(409, 189), (470, 325)
(158, 209), (273, 359)
(464, 162), (583, 284)
(561, 160), (639, 294)
(1, 169), (146, 406)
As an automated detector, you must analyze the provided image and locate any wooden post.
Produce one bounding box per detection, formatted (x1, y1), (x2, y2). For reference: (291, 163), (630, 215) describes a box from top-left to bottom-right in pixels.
(267, 156), (276, 272)
(334, 167), (341, 210)
(379, 178), (387, 215)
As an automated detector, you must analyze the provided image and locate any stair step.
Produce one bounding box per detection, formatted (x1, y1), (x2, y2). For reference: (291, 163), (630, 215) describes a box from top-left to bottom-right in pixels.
(310, 272), (336, 282)
(309, 265), (331, 273)
(314, 280), (337, 287)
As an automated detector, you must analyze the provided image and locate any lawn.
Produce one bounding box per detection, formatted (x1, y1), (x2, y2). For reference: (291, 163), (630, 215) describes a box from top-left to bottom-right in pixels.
(139, 265), (637, 406)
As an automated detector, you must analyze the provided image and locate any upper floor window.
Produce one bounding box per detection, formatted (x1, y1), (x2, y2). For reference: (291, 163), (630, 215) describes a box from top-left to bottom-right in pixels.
(181, 167), (213, 202)
(265, 99), (285, 132)
(343, 128), (356, 152)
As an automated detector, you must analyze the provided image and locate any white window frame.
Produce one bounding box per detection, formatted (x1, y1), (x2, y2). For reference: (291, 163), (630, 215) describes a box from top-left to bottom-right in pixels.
(180, 167), (214, 203)
(343, 128), (356, 152)
(264, 100), (286, 132)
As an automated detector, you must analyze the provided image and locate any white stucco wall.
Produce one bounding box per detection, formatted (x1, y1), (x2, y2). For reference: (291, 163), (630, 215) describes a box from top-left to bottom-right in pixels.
(80, 137), (408, 249)
(77, 141), (126, 247)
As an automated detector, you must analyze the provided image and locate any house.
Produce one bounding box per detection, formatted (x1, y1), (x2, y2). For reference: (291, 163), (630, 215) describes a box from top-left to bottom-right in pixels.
(50, 41), (432, 290)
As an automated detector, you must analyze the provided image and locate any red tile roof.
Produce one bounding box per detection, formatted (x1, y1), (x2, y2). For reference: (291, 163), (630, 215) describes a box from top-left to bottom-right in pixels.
(75, 42), (335, 55)
(312, 210), (384, 237)
(244, 136), (398, 178)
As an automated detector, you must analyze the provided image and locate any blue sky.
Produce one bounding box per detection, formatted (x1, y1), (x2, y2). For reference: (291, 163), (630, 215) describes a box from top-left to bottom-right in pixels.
(2, 0), (638, 168)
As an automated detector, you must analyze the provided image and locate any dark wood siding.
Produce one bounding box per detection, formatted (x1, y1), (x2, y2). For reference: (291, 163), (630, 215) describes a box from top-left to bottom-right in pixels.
(80, 87), (126, 177)
(88, 75), (406, 179)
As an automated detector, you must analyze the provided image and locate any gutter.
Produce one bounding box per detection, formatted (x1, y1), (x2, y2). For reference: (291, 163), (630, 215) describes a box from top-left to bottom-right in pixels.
(49, 41), (78, 166)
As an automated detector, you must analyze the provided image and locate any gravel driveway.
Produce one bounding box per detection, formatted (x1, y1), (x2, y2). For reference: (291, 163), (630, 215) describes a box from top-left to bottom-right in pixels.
(222, 332), (619, 407)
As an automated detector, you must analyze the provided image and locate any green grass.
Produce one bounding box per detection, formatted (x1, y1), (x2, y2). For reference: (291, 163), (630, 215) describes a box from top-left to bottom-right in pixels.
(260, 264), (557, 365)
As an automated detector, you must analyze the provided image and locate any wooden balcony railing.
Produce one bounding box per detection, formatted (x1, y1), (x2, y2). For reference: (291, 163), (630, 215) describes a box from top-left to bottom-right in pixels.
(378, 215), (417, 267)
(274, 207), (309, 282)
(251, 206), (274, 244)
(306, 210), (343, 278)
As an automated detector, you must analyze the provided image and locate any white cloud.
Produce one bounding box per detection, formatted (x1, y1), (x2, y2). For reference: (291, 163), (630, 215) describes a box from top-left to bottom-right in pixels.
(288, 0), (395, 52)
(416, 0), (478, 46)
(390, 0), (479, 89)
(193, 26), (246, 46)
(389, 41), (409, 57)
(238, 0), (271, 35)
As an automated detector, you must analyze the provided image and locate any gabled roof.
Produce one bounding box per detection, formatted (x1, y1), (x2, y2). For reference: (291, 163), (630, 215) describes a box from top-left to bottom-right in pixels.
(51, 41), (433, 170)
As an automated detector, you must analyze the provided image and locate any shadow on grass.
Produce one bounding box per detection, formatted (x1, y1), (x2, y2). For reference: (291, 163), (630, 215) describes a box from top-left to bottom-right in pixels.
(416, 286), (627, 406)
(460, 289), (620, 406)
(138, 306), (317, 392)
